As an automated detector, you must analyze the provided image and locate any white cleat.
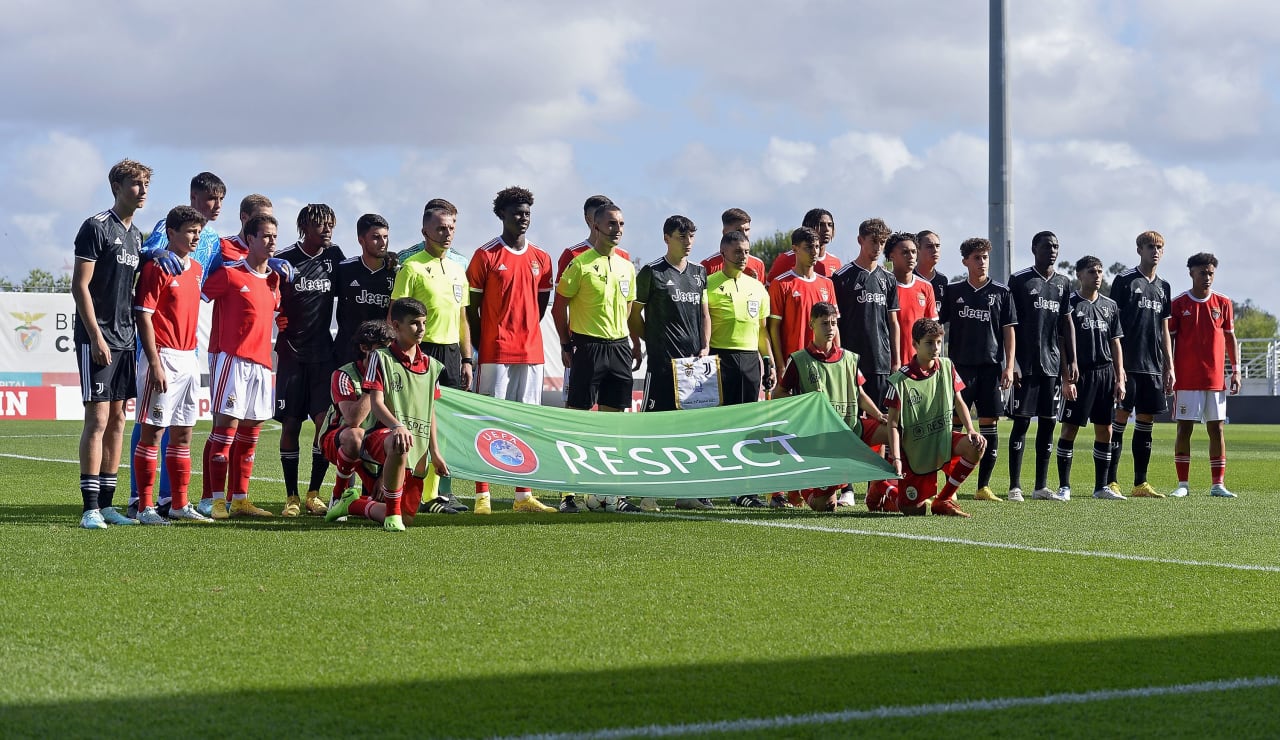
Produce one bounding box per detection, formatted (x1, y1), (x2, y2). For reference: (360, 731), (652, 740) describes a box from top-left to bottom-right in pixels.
(1092, 487), (1127, 500)
(1007, 487), (1025, 502)
(168, 503), (214, 522)
(1031, 487), (1065, 501)
(1168, 485), (1190, 498)
(1209, 484), (1237, 498)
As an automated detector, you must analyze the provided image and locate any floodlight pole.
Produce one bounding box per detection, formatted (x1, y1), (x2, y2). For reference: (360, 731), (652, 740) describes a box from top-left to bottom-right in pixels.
(989, 0), (1013, 281)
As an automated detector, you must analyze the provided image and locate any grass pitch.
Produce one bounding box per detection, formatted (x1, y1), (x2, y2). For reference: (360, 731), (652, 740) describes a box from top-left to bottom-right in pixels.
(1, 420), (1278, 738)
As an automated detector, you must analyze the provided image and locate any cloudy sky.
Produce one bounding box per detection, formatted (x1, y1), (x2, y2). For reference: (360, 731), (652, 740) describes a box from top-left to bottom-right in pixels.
(3, 1), (1279, 314)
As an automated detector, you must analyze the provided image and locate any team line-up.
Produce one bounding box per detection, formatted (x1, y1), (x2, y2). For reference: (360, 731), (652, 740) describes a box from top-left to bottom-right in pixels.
(68, 159), (1242, 531)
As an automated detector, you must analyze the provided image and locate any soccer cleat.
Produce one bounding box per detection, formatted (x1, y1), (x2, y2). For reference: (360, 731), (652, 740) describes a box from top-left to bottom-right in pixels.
(605, 497), (642, 513)
(675, 498), (715, 510)
(383, 514), (406, 532)
(732, 495), (766, 508)
(80, 510), (108, 529)
(1168, 484), (1190, 498)
(1130, 482), (1165, 498)
(559, 495), (581, 514)
(325, 489), (361, 522)
(196, 498), (215, 518)
(442, 493), (469, 512)
(137, 507), (170, 525)
(931, 499), (972, 518)
(1092, 487), (1127, 500)
(973, 486), (1001, 502)
(638, 497), (661, 512)
(1032, 487), (1066, 501)
(696, 498), (715, 509)
(1007, 487), (1025, 502)
(1209, 484), (1237, 498)
(304, 491), (328, 516)
(126, 501), (139, 520)
(514, 495), (557, 513)
(210, 501), (231, 520)
(836, 490), (858, 508)
(1108, 481), (1123, 496)
(100, 507), (138, 526)
(157, 500), (172, 518)
(424, 497), (460, 514)
(1058, 487), (1072, 501)
(229, 499), (274, 518)
(767, 494), (793, 509)
(168, 503), (213, 522)
(473, 493), (493, 515)
(865, 484), (894, 512)
(281, 495), (302, 517)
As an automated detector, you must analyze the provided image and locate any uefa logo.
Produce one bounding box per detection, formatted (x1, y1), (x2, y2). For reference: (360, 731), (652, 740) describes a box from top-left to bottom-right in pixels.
(475, 428), (539, 475)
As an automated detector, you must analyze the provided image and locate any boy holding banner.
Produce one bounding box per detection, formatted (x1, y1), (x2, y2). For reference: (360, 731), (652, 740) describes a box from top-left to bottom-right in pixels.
(326, 298), (450, 531)
(778, 302), (892, 511)
(874, 318), (986, 517)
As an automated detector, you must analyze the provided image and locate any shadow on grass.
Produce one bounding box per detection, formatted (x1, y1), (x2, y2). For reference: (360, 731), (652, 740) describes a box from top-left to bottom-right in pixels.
(4, 630), (1279, 738)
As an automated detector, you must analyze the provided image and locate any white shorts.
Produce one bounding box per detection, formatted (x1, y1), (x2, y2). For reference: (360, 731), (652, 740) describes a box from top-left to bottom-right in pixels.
(1174, 389), (1228, 422)
(477, 363), (543, 404)
(210, 352), (274, 421)
(135, 348), (200, 427)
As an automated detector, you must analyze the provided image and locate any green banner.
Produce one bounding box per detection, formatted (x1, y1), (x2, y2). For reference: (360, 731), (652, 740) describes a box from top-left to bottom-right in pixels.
(435, 388), (896, 497)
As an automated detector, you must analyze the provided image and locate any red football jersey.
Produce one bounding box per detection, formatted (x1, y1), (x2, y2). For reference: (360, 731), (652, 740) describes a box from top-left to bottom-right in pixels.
(467, 237), (554, 364)
(767, 271), (837, 361)
(765, 250), (842, 285)
(201, 262), (280, 368)
(556, 240), (630, 282)
(1169, 290), (1234, 391)
(134, 258), (203, 351)
(219, 235), (248, 262)
(701, 252), (766, 282)
(894, 275), (939, 367)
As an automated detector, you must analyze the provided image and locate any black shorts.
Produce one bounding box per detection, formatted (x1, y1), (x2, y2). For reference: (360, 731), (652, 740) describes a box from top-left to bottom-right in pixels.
(566, 336), (632, 410)
(1009, 373), (1061, 419)
(642, 362), (678, 412)
(861, 372), (890, 410)
(1061, 365), (1117, 427)
(421, 342), (464, 390)
(712, 348), (761, 405)
(274, 352), (334, 421)
(1121, 373), (1169, 416)
(954, 363), (1004, 419)
(77, 344), (135, 403)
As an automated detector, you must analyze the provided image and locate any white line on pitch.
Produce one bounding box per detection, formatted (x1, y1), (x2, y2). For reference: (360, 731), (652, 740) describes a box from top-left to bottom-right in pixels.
(650, 513), (1280, 573)
(499, 675), (1280, 740)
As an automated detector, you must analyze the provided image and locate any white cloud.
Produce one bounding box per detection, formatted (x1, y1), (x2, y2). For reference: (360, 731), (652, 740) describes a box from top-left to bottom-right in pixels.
(16, 132), (105, 210)
(763, 138), (816, 185)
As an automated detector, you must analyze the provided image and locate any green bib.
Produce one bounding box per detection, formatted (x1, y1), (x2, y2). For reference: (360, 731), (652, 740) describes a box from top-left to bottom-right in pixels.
(319, 361), (373, 433)
(789, 348), (862, 438)
(373, 347), (442, 466)
(888, 357), (954, 475)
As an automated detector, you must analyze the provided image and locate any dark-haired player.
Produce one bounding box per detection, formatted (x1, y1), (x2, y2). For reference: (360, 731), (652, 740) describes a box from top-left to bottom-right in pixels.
(319, 320), (395, 507)
(202, 214), (283, 519)
(334, 214), (395, 367)
(1168, 252), (1239, 498)
(701, 208), (765, 280)
(1107, 230), (1175, 498)
(467, 187), (558, 513)
(766, 208), (841, 283)
(127, 172), (227, 517)
(1051, 256), (1125, 501)
(887, 232), (937, 368)
(132, 206), (212, 523)
(939, 237), (1017, 499)
(874, 318), (985, 517)
(1005, 231), (1075, 502)
(73, 159), (151, 528)
(326, 298), (450, 531)
(274, 204), (345, 517)
(629, 215), (710, 510)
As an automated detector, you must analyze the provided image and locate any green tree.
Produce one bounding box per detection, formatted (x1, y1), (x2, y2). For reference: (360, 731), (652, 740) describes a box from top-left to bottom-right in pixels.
(1233, 300), (1279, 339)
(20, 269), (55, 292)
(53, 273), (72, 292)
(0, 275), (14, 292)
(752, 230), (792, 274)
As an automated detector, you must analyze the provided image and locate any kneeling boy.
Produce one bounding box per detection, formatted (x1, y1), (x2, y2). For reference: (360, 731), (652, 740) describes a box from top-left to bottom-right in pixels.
(874, 318), (986, 517)
(318, 320), (395, 507)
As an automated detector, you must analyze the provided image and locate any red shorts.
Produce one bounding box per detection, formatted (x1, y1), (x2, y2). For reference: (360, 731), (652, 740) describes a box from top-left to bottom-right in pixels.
(860, 417), (883, 447)
(320, 426), (344, 465)
(362, 427), (395, 465)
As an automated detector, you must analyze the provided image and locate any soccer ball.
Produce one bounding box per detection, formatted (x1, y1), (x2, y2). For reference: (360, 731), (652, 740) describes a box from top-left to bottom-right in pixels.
(585, 494), (606, 511)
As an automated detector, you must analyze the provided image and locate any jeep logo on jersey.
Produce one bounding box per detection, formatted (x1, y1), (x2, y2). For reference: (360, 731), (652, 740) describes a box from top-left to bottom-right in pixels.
(476, 428), (539, 475)
(298, 277), (332, 292)
(747, 299), (760, 319)
(453, 284), (464, 303)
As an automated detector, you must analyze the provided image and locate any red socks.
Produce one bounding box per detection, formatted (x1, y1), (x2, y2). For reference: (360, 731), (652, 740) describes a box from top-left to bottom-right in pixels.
(1175, 454), (1191, 483)
(166, 444), (192, 509)
(349, 496), (373, 519)
(1210, 456), (1226, 485)
(228, 426), (261, 500)
(133, 444), (159, 508)
(940, 457), (977, 500)
(203, 426), (234, 501)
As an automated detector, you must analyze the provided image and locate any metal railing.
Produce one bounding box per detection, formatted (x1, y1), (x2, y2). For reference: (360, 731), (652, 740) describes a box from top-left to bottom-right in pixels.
(1238, 338), (1279, 396)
